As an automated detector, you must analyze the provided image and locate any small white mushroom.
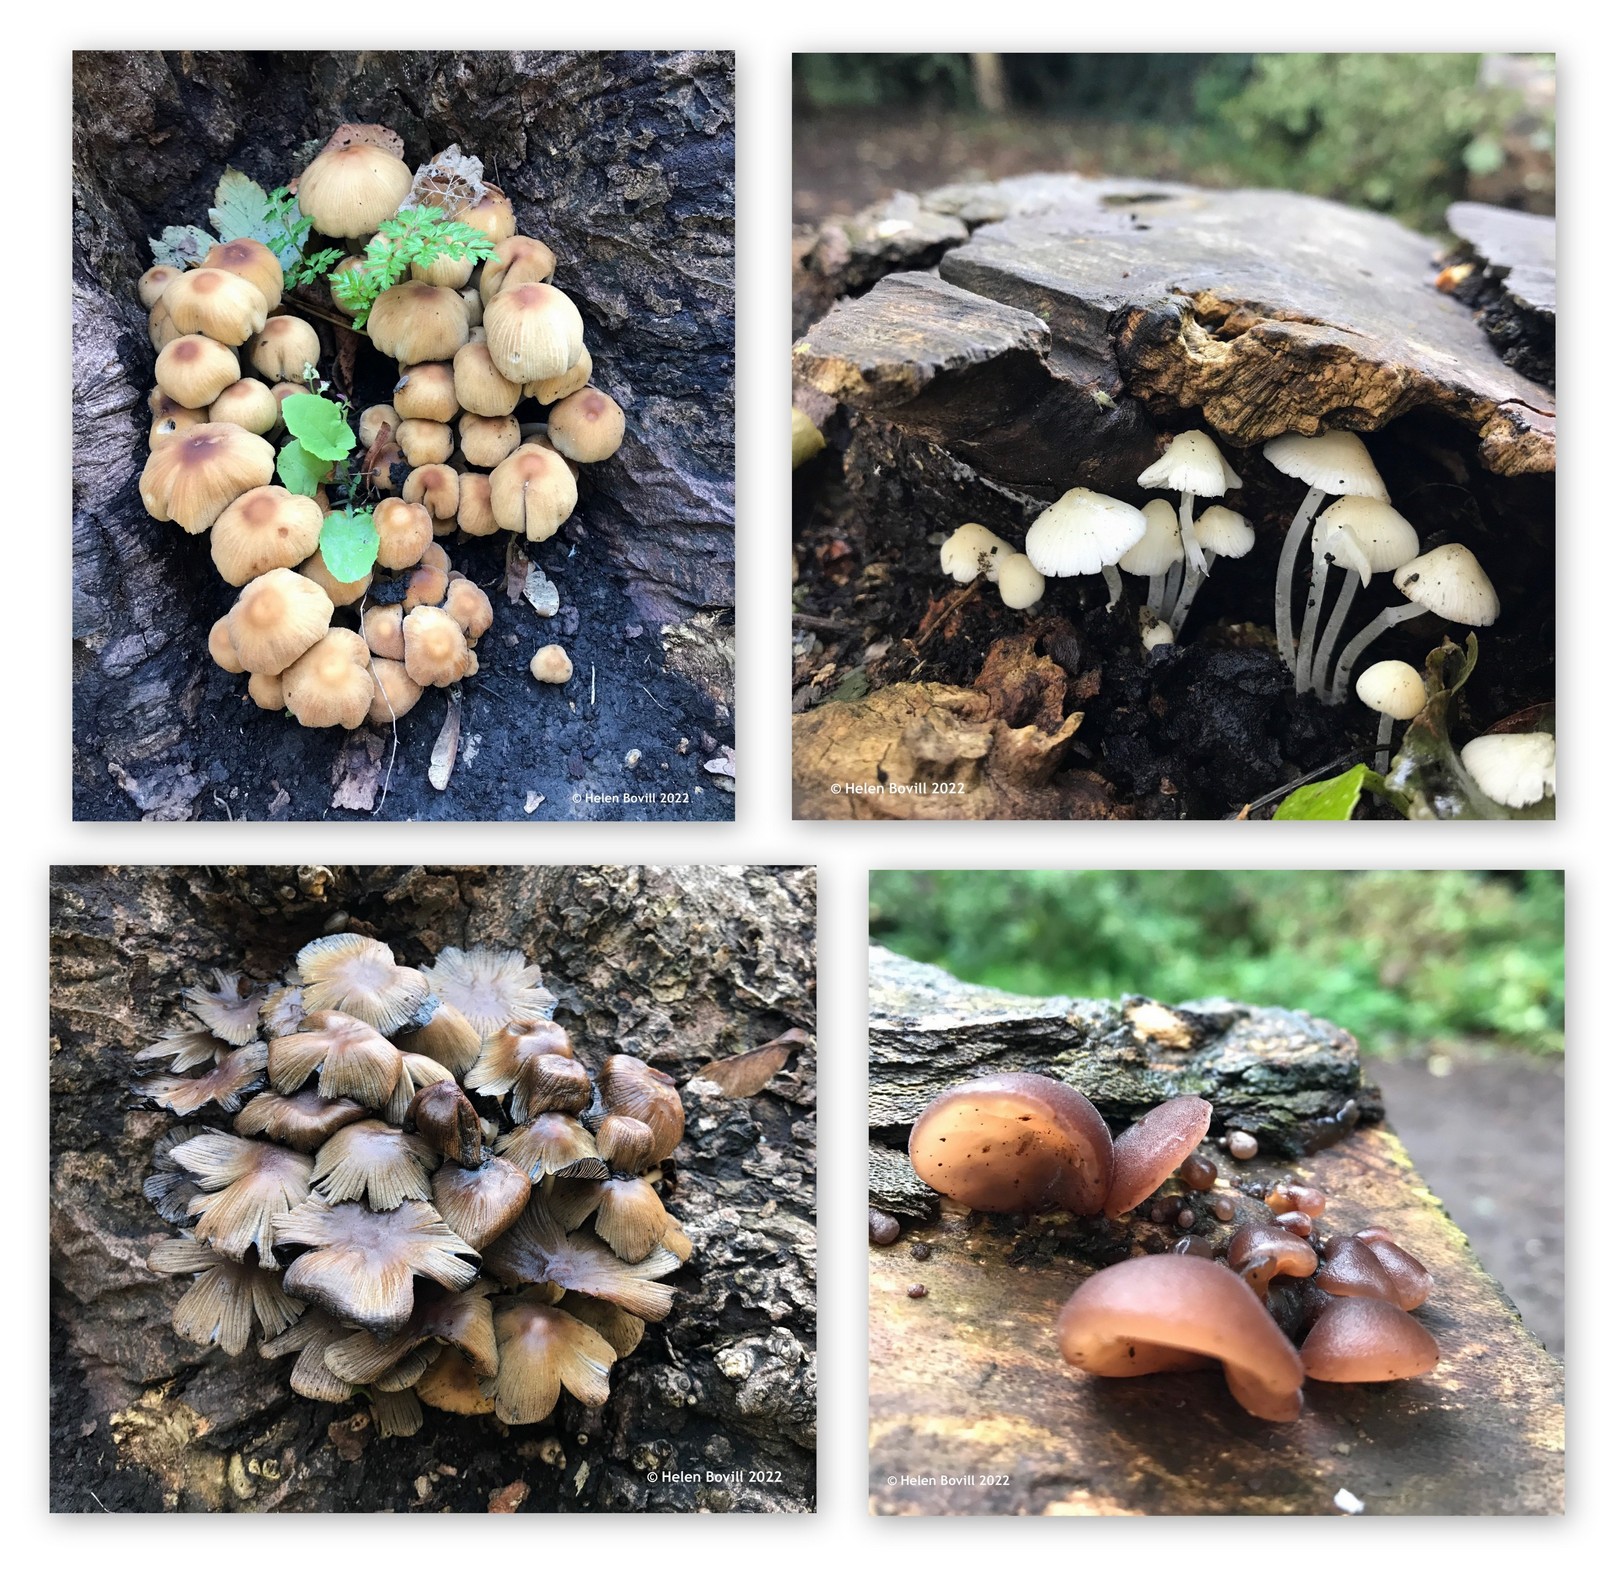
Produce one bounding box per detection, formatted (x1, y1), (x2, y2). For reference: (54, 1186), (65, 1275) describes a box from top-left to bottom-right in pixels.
(1120, 501), (1184, 622)
(1354, 660), (1426, 773)
(1025, 488), (1147, 610)
(997, 554), (1046, 611)
(1168, 506), (1255, 639)
(1460, 732), (1555, 809)
(939, 523), (1015, 585)
(1306, 499), (1421, 701)
(1137, 431), (1240, 574)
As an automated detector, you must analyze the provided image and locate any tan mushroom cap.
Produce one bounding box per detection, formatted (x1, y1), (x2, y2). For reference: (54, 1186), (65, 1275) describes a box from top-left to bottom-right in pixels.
(489, 1297), (616, 1425)
(547, 387), (625, 463)
(529, 644), (573, 684)
(405, 1078), (485, 1167)
(248, 671), (285, 711)
(444, 577), (494, 641)
(525, 345), (592, 406)
(908, 1073), (1114, 1215)
(1300, 1295), (1440, 1382)
(282, 627), (376, 730)
(141, 421), (275, 533)
(509, 1050), (592, 1123)
(396, 418), (455, 467)
(596, 1115), (658, 1177)
(1056, 1254), (1305, 1421)
(367, 656), (425, 725)
(374, 497), (435, 571)
(298, 546), (373, 607)
(496, 1112), (601, 1182)
(596, 1055), (684, 1163)
(454, 183), (517, 245)
(480, 235), (557, 301)
(593, 1177), (674, 1263)
(404, 562), (451, 611)
(463, 1018), (573, 1099)
(211, 485), (326, 585)
(297, 934), (432, 1036)
(404, 605), (478, 687)
(208, 378), (280, 435)
(138, 264), (182, 309)
(296, 142), (413, 238)
(1227, 1222), (1320, 1295)
(236, 1089), (367, 1152)
(135, 1041), (269, 1116)
(225, 567), (334, 674)
(453, 341), (523, 417)
(202, 238), (284, 309)
(1104, 1096), (1214, 1217)
(361, 604), (407, 662)
(247, 314), (321, 383)
(410, 248), (476, 289)
(208, 615), (244, 674)
(456, 473), (498, 537)
(416, 1347), (497, 1415)
(394, 362), (459, 423)
(359, 403), (402, 450)
(163, 268), (270, 345)
(155, 335), (242, 409)
(146, 1235), (303, 1356)
(402, 462), (461, 521)
(148, 296), (179, 351)
(311, 1118), (437, 1210)
(149, 408), (208, 449)
(490, 443), (579, 540)
(367, 281), (470, 366)
(459, 412), (521, 468)
(433, 1157), (532, 1250)
(484, 282), (585, 383)
(172, 1131), (313, 1268)
(268, 1009), (402, 1105)
(396, 1004), (483, 1078)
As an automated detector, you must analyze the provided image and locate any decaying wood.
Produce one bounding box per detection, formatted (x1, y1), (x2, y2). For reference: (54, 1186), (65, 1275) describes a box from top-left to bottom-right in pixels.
(1444, 202), (1555, 390)
(866, 950), (1563, 1515)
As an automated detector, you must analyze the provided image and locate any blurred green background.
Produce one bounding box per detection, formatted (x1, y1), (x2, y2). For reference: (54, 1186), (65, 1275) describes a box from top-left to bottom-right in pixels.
(869, 870), (1564, 1057)
(794, 53), (1555, 235)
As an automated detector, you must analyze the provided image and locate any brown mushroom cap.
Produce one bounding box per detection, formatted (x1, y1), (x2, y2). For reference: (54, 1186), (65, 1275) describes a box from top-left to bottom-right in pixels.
(510, 1051), (593, 1123)
(154, 336), (243, 411)
(367, 281), (470, 366)
(596, 1115), (657, 1176)
(908, 1073), (1114, 1216)
(483, 282), (585, 383)
(453, 340), (523, 417)
(463, 1018), (573, 1098)
(489, 1297), (616, 1425)
(211, 485), (326, 585)
(296, 935), (432, 1036)
(1354, 1230), (1434, 1310)
(453, 183), (517, 245)
(403, 605), (478, 687)
(496, 1112), (602, 1183)
(202, 238), (284, 310)
(395, 1004), (483, 1077)
(547, 387), (625, 464)
(374, 497), (435, 571)
(361, 604), (407, 662)
(525, 345), (592, 406)
(416, 1346), (497, 1415)
(237, 1089), (368, 1151)
(163, 268), (270, 345)
(225, 567), (334, 675)
(406, 1078), (485, 1165)
(459, 412), (522, 469)
(246, 314), (322, 382)
(403, 462), (461, 521)
(268, 1010), (404, 1107)
(593, 1178), (673, 1263)
(282, 629), (375, 730)
(1315, 1235), (1404, 1304)
(1226, 1222), (1320, 1298)
(367, 656), (425, 726)
(208, 378), (280, 435)
(596, 1055), (685, 1162)
(1300, 1295), (1440, 1381)
(433, 1157), (532, 1250)
(141, 420), (274, 532)
(393, 362), (459, 423)
(296, 142), (413, 238)
(1104, 1095), (1214, 1217)
(248, 672), (285, 711)
(480, 235), (557, 300)
(1056, 1254), (1306, 1422)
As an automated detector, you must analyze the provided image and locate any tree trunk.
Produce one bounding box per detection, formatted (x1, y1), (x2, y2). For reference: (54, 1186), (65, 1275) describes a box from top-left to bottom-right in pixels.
(50, 865), (815, 1513)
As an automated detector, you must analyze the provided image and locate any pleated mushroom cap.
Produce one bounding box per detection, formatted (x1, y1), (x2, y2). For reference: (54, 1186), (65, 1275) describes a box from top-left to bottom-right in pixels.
(296, 142), (413, 237)
(1104, 1095), (1214, 1217)
(211, 485), (325, 585)
(236, 1089), (368, 1151)
(1461, 731), (1555, 808)
(510, 1051), (592, 1123)
(456, 472), (497, 537)
(484, 282), (585, 383)
(172, 1130), (314, 1268)
(137, 1024), (231, 1072)
(596, 1114), (657, 1176)
(1263, 429), (1388, 501)
(246, 314), (322, 382)
(525, 345), (591, 406)
(480, 235), (557, 300)
(1120, 500), (1182, 577)
(280, 626), (374, 730)
(268, 1009), (405, 1106)
(488, 443), (579, 540)
(907, 1072), (1113, 1216)
(202, 238), (284, 309)
(403, 605), (477, 687)
(162, 268), (270, 345)
(141, 420), (274, 532)
(296, 935), (432, 1035)
(225, 568), (334, 674)
(396, 1002), (483, 1076)
(596, 1055), (685, 1162)
(433, 1157), (533, 1249)
(547, 387), (625, 463)
(393, 362), (459, 423)
(311, 1119), (437, 1210)
(426, 947), (557, 1038)
(136, 1041), (268, 1115)
(593, 1177), (674, 1264)
(559, 1294), (646, 1359)
(1300, 1296), (1440, 1382)
(148, 1236), (303, 1356)
(489, 1298), (616, 1425)
(453, 340), (523, 416)
(496, 1112), (602, 1183)
(208, 378), (279, 435)
(326, 1279), (498, 1387)
(1056, 1254), (1305, 1422)
(402, 462), (461, 521)
(1026, 488), (1148, 578)
(182, 969), (264, 1045)
(367, 281), (470, 365)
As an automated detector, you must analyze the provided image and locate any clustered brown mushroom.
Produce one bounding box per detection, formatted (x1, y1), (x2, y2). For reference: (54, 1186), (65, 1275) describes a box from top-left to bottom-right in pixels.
(138, 933), (689, 1435)
(137, 126), (630, 735)
(904, 1073), (1440, 1423)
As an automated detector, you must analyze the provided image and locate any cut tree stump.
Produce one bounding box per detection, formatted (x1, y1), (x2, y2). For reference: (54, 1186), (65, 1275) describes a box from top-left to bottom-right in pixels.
(866, 949), (1564, 1516)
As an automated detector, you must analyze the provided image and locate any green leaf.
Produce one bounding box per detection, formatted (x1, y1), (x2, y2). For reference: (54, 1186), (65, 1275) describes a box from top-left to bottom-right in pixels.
(319, 508), (379, 583)
(281, 393), (356, 463)
(148, 224), (217, 268)
(209, 167), (276, 243)
(277, 439), (332, 497)
(1273, 764), (1389, 821)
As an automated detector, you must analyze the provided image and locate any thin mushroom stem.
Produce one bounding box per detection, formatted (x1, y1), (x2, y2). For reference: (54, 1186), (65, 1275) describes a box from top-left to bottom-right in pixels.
(1178, 493), (1204, 573)
(1311, 568), (1362, 703)
(1102, 565), (1123, 610)
(1329, 603), (1429, 705)
(1145, 574), (1167, 614)
(1294, 550), (1335, 694)
(1157, 561), (1184, 623)
(1374, 714), (1396, 775)
(1273, 486), (1326, 669)
(1168, 560), (1206, 638)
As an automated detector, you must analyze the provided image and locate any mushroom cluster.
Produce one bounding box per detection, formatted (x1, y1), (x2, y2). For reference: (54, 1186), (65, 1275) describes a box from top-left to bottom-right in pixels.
(137, 934), (689, 1435)
(933, 425), (1527, 789)
(137, 128), (629, 730)
(904, 1074), (1441, 1424)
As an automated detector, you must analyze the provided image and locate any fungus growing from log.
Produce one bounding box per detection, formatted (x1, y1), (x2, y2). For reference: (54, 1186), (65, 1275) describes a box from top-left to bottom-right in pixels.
(1355, 660), (1426, 774)
(296, 141), (413, 237)
(907, 1073), (1113, 1215)
(1120, 500), (1183, 620)
(141, 422), (275, 532)
(225, 568), (334, 674)
(547, 387), (626, 463)
(1056, 1255), (1305, 1422)
(939, 524), (1014, 585)
(1460, 732), (1556, 809)
(1168, 506), (1255, 639)
(996, 553), (1046, 610)
(211, 485), (325, 586)
(1136, 430), (1241, 574)
(1227, 1222), (1320, 1295)
(1300, 1296), (1440, 1381)
(163, 268), (270, 345)
(1025, 488), (1148, 610)
(1103, 1095), (1213, 1217)
(530, 644), (574, 684)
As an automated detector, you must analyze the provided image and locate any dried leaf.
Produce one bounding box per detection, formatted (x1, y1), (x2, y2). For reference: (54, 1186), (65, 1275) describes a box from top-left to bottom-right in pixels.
(324, 123), (405, 159)
(407, 145), (488, 217)
(429, 692), (463, 791)
(149, 224), (217, 268)
(334, 326), (360, 393)
(330, 730), (384, 811)
(523, 791), (545, 814)
(703, 747), (736, 780)
(697, 1030), (809, 1098)
(505, 540), (529, 603)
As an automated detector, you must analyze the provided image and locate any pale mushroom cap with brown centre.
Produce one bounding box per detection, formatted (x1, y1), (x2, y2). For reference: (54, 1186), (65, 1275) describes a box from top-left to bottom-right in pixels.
(361, 604), (407, 662)
(202, 238), (285, 309)
(1104, 1095), (1214, 1217)
(374, 497), (435, 571)
(453, 340), (524, 417)
(163, 268), (270, 345)
(484, 282), (585, 383)
(444, 577), (494, 641)
(296, 935), (432, 1036)
(367, 281), (470, 366)
(296, 142), (413, 238)
(141, 419), (275, 533)
(154, 336), (244, 411)
(211, 485), (326, 585)
(480, 235), (557, 300)
(208, 378), (280, 436)
(403, 462), (461, 521)
(393, 362), (459, 423)
(496, 1112), (601, 1182)
(246, 314), (322, 383)
(311, 1118), (437, 1210)
(455, 473), (497, 537)
(530, 644), (574, 685)
(138, 264), (182, 309)
(1300, 1295), (1440, 1381)
(368, 657), (426, 726)
(136, 1042), (269, 1116)
(908, 1073), (1114, 1215)
(225, 567), (334, 675)
(547, 387), (625, 463)
(489, 442), (580, 540)
(454, 183), (517, 245)
(1056, 1254), (1305, 1421)
(282, 628), (375, 730)
(459, 412), (522, 468)
(403, 605), (478, 687)
(209, 615), (244, 674)
(396, 418), (455, 467)
(268, 1010), (405, 1106)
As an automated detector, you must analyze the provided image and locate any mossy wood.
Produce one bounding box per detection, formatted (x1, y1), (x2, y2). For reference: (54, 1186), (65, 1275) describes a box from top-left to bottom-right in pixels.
(50, 865), (815, 1513)
(866, 949), (1563, 1515)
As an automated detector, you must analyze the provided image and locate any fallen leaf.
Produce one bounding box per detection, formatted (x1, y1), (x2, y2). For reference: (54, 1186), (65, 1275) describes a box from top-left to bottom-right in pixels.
(697, 1029), (809, 1097)
(330, 730), (384, 811)
(703, 746), (736, 779)
(505, 539), (529, 602)
(523, 791), (545, 814)
(324, 123), (404, 159)
(429, 692), (463, 791)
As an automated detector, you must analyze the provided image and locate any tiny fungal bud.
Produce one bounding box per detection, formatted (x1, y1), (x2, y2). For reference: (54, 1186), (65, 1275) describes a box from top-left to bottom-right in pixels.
(907, 1283), (928, 1300)
(1178, 1153), (1217, 1191)
(1226, 1129), (1259, 1160)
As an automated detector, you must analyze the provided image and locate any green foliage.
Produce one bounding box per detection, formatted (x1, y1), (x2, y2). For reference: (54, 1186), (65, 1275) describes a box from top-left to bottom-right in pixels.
(276, 439), (328, 497)
(330, 206), (495, 329)
(150, 168), (340, 287)
(794, 54), (977, 112)
(276, 391), (355, 497)
(318, 507), (379, 582)
(1275, 764), (1395, 821)
(870, 870), (1564, 1057)
(1191, 53), (1521, 232)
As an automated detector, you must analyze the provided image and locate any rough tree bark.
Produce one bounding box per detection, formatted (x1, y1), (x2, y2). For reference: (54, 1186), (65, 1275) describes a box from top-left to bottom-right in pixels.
(50, 866), (815, 1513)
(73, 51), (735, 821)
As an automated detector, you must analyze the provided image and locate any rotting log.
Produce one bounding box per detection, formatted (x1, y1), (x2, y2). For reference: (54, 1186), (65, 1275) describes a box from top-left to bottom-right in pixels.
(50, 865), (815, 1513)
(865, 949), (1564, 1516)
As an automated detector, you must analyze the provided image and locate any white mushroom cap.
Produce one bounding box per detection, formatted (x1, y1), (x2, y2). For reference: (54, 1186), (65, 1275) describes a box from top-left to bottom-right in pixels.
(1120, 501), (1182, 576)
(1026, 488), (1147, 577)
(1312, 497), (1419, 586)
(1461, 732), (1555, 808)
(1355, 660), (1427, 721)
(940, 523), (1015, 584)
(1391, 543), (1499, 625)
(1262, 430), (1389, 502)
(1142, 619), (1175, 652)
(997, 554), (1046, 610)
(1136, 430), (1240, 498)
(1193, 505), (1255, 559)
